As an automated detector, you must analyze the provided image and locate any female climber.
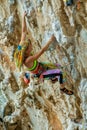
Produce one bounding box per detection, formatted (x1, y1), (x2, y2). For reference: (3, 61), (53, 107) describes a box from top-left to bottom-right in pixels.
(14, 11), (73, 95)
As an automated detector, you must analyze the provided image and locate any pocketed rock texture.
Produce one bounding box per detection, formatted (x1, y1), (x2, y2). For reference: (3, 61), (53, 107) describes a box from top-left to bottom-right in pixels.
(0, 0), (87, 130)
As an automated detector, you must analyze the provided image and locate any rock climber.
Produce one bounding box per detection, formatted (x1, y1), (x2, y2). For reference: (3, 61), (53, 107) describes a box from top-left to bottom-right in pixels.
(14, 11), (73, 95)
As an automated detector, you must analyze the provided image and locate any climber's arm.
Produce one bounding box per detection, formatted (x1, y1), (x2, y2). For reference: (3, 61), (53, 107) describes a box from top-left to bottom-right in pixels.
(20, 11), (27, 42)
(41, 34), (56, 51)
(25, 35), (56, 63)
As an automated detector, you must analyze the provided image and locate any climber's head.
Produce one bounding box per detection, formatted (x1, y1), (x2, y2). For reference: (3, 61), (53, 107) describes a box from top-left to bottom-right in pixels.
(14, 39), (31, 70)
(23, 39), (32, 56)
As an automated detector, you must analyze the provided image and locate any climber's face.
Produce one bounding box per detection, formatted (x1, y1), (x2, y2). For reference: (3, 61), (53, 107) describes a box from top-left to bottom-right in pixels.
(25, 42), (32, 56)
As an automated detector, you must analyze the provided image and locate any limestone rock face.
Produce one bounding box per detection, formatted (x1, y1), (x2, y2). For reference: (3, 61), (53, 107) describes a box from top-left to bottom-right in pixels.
(0, 0), (87, 130)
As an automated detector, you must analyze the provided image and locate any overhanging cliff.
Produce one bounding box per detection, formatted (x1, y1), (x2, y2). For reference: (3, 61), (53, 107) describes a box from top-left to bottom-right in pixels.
(0, 0), (87, 130)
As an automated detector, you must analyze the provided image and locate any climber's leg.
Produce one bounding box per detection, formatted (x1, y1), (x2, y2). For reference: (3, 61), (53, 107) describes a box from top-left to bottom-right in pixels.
(59, 73), (73, 95)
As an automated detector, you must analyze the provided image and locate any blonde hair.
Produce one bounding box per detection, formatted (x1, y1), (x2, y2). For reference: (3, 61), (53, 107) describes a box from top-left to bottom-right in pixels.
(14, 39), (31, 70)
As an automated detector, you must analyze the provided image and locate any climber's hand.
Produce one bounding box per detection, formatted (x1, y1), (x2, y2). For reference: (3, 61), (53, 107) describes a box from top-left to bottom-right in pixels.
(51, 34), (56, 41)
(23, 11), (27, 17)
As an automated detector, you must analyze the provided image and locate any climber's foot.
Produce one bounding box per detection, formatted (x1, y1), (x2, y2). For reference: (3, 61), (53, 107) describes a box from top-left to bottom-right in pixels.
(60, 87), (73, 95)
(51, 77), (58, 83)
(71, 117), (83, 124)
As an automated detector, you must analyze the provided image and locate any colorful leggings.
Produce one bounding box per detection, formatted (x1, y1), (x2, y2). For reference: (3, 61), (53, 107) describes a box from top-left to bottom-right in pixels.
(34, 62), (63, 84)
